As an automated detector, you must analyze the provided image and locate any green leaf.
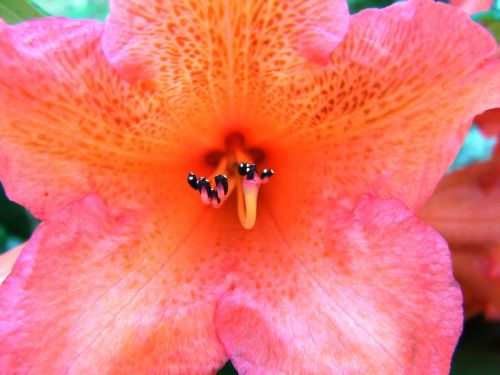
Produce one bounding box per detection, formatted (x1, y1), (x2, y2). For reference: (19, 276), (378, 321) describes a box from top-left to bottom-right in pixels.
(473, 10), (500, 43)
(217, 361), (238, 375)
(0, 0), (46, 25)
(32, 0), (109, 20)
(451, 317), (500, 375)
(451, 351), (500, 375)
(0, 226), (7, 253)
(0, 184), (35, 247)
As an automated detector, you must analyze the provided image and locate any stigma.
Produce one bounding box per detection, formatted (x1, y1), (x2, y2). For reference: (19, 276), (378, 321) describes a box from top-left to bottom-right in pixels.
(187, 162), (274, 230)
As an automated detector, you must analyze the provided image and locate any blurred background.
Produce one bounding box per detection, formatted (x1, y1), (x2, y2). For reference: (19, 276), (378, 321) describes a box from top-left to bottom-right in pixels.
(0, 0), (499, 374)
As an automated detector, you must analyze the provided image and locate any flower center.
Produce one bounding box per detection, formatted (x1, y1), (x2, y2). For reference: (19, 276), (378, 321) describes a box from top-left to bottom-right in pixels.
(186, 133), (274, 230)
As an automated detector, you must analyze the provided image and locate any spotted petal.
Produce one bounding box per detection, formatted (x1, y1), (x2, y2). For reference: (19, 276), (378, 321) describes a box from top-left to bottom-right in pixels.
(263, 0), (500, 212)
(0, 18), (156, 219)
(103, 0), (350, 82)
(0, 17), (210, 223)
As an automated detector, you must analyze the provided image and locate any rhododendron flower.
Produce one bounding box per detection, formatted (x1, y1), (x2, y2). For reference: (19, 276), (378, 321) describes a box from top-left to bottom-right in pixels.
(1, 0), (500, 373)
(420, 107), (500, 320)
(420, 157), (500, 319)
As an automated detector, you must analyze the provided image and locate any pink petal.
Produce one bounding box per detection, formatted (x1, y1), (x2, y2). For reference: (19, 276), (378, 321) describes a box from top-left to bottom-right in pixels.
(0, 245), (22, 284)
(0, 195), (228, 374)
(215, 196), (462, 374)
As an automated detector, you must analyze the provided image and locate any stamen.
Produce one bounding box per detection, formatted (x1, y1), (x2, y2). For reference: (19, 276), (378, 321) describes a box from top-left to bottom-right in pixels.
(186, 171), (231, 208)
(187, 172), (199, 190)
(260, 169), (274, 184)
(214, 174), (229, 198)
(245, 164), (257, 180)
(186, 148), (274, 229)
(238, 162), (249, 176)
(198, 177), (212, 205)
(210, 187), (220, 207)
(197, 177), (210, 192)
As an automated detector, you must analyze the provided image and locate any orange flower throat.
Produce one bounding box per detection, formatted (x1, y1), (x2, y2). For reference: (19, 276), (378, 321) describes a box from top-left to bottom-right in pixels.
(186, 133), (274, 230)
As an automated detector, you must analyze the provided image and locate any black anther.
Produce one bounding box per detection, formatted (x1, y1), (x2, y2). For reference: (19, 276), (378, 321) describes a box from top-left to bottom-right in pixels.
(238, 162), (248, 176)
(260, 169), (274, 179)
(246, 164), (257, 180)
(187, 172), (198, 190)
(215, 174), (228, 195)
(197, 177), (211, 193)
